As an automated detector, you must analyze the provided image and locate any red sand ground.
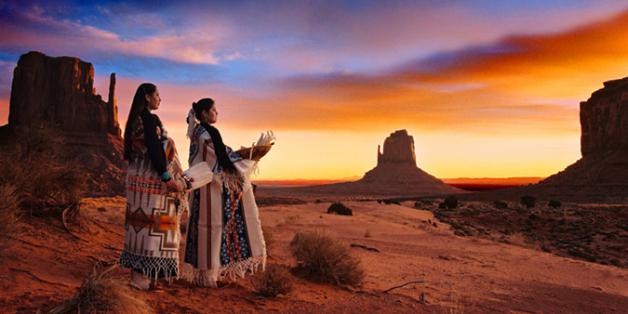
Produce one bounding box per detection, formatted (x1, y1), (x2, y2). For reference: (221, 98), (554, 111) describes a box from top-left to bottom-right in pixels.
(0, 197), (626, 313)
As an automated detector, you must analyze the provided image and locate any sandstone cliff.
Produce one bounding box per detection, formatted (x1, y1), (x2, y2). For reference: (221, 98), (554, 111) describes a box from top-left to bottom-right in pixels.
(457, 77), (628, 202)
(538, 78), (628, 195)
(1, 51), (124, 195)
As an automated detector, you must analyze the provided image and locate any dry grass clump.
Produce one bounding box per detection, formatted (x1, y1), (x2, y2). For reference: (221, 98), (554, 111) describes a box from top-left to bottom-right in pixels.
(251, 264), (293, 297)
(50, 264), (152, 314)
(0, 184), (21, 251)
(290, 231), (364, 287)
(0, 129), (85, 220)
(263, 227), (275, 252)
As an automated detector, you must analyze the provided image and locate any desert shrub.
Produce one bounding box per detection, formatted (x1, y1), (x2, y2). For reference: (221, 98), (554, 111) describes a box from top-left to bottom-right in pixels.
(383, 200), (400, 205)
(0, 129), (86, 217)
(438, 202), (447, 209)
(290, 231), (364, 287)
(327, 202), (353, 216)
(0, 184), (21, 251)
(23, 165), (85, 214)
(251, 264), (293, 297)
(493, 200), (508, 209)
(444, 196), (458, 209)
(548, 200), (562, 209)
(50, 264), (152, 314)
(520, 195), (536, 209)
(415, 200), (432, 208)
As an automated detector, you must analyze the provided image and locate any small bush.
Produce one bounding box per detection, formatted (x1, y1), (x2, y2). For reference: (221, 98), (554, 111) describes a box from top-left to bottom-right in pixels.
(444, 196), (458, 209)
(290, 231), (364, 287)
(548, 200), (562, 209)
(327, 202), (353, 216)
(415, 200), (432, 208)
(383, 200), (400, 205)
(251, 264), (293, 297)
(493, 200), (508, 209)
(50, 264), (152, 314)
(520, 195), (536, 209)
(438, 202), (446, 209)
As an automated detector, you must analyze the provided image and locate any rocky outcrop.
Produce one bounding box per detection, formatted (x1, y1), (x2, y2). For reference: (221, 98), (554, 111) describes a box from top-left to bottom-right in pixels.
(538, 78), (628, 197)
(377, 130), (416, 165)
(9, 51), (120, 135)
(460, 78), (628, 202)
(1, 51), (124, 195)
(580, 78), (628, 156)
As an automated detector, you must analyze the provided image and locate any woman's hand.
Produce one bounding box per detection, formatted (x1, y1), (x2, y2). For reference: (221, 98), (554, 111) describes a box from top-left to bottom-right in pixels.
(166, 178), (185, 192)
(236, 144), (273, 161)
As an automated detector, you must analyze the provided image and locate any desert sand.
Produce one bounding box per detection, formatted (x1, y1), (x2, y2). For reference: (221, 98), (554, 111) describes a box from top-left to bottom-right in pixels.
(0, 196), (626, 313)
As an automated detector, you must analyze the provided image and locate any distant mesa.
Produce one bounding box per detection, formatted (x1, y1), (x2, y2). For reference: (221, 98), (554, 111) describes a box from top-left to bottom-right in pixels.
(1, 51), (124, 195)
(288, 129), (462, 197)
(363, 129), (428, 183)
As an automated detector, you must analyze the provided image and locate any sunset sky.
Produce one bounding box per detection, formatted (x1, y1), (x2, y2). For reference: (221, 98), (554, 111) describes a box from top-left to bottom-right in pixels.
(2, 0), (628, 180)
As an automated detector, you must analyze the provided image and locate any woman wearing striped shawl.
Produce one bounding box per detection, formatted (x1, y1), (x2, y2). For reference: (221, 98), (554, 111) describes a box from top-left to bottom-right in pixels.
(119, 83), (188, 290)
(182, 98), (267, 287)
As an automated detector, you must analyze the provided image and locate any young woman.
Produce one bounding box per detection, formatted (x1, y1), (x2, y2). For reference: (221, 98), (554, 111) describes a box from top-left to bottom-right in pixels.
(119, 83), (187, 290)
(182, 98), (267, 287)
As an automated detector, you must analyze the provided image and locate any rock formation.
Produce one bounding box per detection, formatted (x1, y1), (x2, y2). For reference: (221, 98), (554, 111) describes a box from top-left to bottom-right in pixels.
(9, 51), (120, 135)
(377, 130), (417, 165)
(362, 130), (427, 183)
(357, 130), (461, 193)
(291, 130), (462, 196)
(534, 78), (628, 199)
(459, 77), (628, 202)
(1, 51), (124, 195)
(580, 78), (628, 156)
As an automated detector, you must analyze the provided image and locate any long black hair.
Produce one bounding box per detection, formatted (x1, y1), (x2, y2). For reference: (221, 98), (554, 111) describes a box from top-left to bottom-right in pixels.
(123, 83), (156, 160)
(192, 98), (237, 173)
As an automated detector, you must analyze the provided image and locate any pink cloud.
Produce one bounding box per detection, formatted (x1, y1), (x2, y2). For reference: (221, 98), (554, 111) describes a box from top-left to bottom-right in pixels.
(0, 5), (228, 65)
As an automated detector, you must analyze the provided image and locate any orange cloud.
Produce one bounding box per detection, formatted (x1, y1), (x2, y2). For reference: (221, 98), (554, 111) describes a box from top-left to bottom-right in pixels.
(223, 10), (628, 137)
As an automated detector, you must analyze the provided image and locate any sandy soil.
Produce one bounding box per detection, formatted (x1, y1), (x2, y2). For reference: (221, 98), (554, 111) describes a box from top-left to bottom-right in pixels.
(0, 197), (626, 313)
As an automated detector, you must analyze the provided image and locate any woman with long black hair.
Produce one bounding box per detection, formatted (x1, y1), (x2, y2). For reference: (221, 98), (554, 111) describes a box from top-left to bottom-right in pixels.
(182, 98), (268, 287)
(119, 83), (188, 290)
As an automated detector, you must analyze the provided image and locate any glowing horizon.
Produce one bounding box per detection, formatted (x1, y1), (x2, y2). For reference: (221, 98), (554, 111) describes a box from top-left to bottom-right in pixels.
(1, 1), (628, 180)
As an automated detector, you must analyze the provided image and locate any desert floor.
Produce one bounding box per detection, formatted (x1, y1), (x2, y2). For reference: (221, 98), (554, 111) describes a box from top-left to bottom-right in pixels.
(0, 196), (626, 313)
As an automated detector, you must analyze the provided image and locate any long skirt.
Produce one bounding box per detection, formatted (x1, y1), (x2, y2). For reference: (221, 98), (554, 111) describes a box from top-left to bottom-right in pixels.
(119, 159), (182, 280)
(182, 174), (266, 287)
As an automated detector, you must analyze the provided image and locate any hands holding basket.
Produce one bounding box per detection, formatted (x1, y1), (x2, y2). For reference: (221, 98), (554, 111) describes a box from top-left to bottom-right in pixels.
(236, 130), (275, 161)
